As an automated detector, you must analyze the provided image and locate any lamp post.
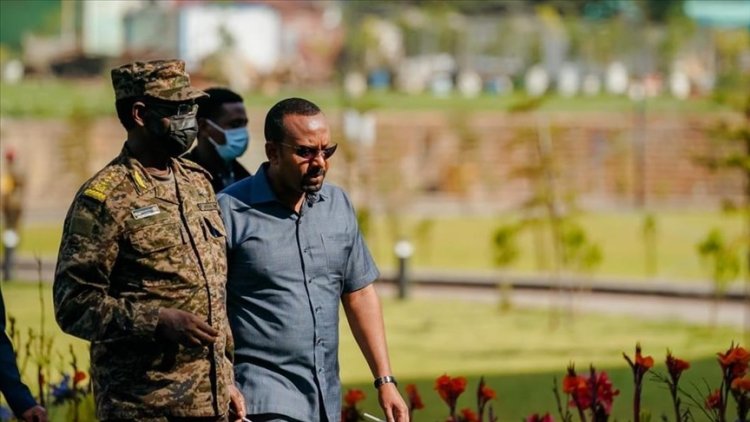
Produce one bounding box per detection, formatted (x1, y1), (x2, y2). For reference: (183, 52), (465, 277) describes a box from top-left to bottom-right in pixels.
(393, 239), (414, 300)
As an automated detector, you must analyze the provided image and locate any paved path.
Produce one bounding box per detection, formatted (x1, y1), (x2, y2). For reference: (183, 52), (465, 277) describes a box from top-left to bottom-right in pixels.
(5, 257), (748, 329)
(375, 282), (748, 328)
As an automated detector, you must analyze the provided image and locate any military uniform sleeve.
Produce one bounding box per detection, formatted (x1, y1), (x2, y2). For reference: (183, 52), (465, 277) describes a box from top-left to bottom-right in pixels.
(53, 196), (161, 342)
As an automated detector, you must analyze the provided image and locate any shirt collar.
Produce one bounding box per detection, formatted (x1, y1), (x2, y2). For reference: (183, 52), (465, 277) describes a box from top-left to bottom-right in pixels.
(246, 162), (327, 205)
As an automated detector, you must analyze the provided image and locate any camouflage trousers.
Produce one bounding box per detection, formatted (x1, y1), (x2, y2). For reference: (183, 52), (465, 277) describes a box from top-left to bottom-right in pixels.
(102, 416), (228, 422)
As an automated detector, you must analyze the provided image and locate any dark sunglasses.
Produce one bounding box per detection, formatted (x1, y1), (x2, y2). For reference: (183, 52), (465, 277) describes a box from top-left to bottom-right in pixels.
(279, 143), (338, 160)
(147, 102), (197, 117)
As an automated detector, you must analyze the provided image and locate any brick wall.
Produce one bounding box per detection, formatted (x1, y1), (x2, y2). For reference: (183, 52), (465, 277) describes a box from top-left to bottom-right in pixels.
(0, 110), (744, 222)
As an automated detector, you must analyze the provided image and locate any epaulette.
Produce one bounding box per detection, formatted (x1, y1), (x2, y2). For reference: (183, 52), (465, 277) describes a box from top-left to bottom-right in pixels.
(177, 157), (213, 181)
(81, 165), (127, 203)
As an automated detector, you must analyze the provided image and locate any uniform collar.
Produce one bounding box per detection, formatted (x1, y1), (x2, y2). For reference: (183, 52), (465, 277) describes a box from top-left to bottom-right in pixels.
(119, 145), (187, 196)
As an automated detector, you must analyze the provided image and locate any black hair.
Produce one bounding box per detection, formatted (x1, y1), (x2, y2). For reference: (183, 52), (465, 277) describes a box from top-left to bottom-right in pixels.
(196, 87), (244, 120)
(115, 97), (139, 130)
(264, 97), (321, 143)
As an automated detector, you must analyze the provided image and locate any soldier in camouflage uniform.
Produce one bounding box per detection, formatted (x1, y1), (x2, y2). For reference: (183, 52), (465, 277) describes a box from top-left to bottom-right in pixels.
(53, 60), (245, 422)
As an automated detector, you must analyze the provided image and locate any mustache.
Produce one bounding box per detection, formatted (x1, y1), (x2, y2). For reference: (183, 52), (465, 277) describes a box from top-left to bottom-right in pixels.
(305, 168), (326, 178)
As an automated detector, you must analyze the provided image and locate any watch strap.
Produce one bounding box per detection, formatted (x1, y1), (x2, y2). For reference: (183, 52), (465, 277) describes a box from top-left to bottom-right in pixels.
(373, 375), (398, 389)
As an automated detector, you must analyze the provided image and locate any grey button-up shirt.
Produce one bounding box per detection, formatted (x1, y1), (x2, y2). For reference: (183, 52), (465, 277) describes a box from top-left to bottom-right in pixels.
(217, 163), (378, 422)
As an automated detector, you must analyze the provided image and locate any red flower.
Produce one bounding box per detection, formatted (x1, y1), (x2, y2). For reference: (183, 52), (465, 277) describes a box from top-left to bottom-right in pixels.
(435, 374), (467, 409)
(562, 375), (588, 396)
(405, 384), (425, 410)
(526, 413), (555, 422)
(563, 365), (619, 414)
(665, 351), (690, 382)
(479, 384), (496, 402)
(73, 370), (87, 386)
(458, 408), (479, 422)
(718, 345), (750, 379)
(705, 389), (722, 409)
(732, 375), (750, 392)
(593, 371), (619, 415)
(563, 365), (591, 410)
(343, 389), (366, 407)
(476, 375), (497, 419)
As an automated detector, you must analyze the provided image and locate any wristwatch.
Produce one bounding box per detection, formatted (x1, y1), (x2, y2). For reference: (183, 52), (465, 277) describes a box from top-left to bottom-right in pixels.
(373, 375), (398, 389)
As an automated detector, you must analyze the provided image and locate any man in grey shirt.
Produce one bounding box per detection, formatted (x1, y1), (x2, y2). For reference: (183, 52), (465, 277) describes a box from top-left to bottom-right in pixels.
(217, 98), (408, 422)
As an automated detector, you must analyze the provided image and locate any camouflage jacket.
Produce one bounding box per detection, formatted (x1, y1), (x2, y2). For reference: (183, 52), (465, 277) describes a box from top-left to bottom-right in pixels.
(53, 146), (233, 420)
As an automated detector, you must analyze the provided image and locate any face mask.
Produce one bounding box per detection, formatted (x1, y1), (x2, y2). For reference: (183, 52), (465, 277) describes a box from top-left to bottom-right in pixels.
(207, 119), (250, 162)
(146, 109), (198, 157)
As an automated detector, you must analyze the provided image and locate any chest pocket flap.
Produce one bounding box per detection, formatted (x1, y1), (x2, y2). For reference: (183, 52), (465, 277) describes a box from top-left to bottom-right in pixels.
(129, 221), (184, 254)
(203, 212), (226, 239)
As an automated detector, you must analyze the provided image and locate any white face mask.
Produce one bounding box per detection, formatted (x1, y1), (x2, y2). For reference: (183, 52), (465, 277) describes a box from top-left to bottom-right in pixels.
(207, 119), (250, 162)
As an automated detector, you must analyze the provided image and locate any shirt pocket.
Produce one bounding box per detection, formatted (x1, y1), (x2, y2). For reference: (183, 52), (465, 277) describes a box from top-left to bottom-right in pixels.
(129, 221), (184, 254)
(321, 232), (353, 278)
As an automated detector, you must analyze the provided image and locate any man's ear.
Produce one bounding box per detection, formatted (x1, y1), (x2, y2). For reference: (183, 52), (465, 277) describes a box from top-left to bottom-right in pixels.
(132, 101), (146, 127)
(265, 142), (278, 163)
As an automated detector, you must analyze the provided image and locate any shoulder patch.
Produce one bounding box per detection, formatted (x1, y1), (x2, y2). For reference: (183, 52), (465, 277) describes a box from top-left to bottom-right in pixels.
(82, 188), (107, 202)
(70, 214), (95, 237)
(82, 166), (127, 203)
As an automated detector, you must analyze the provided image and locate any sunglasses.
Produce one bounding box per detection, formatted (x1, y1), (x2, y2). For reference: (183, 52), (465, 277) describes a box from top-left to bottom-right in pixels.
(278, 143), (338, 160)
(147, 102), (198, 118)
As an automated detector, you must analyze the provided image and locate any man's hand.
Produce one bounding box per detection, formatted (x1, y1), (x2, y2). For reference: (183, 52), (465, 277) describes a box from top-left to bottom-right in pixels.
(156, 308), (218, 347)
(377, 383), (409, 422)
(21, 405), (47, 422)
(228, 385), (246, 422)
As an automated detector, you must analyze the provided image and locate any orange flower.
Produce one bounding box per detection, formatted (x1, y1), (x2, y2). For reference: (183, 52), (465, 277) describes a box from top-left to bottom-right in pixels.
(705, 389), (722, 409)
(635, 348), (654, 370)
(343, 388), (366, 407)
(732, 375), (750, 392)
(718, 345), (750, 378)
(459, 408), (479, 422)
(405, 384), (425, 410)
(73, 370), (87, 386)
(624, 343), (654, 374)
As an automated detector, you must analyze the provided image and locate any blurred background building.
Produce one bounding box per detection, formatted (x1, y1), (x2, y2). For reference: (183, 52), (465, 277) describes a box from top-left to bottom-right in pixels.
(0, 0), (748, 218)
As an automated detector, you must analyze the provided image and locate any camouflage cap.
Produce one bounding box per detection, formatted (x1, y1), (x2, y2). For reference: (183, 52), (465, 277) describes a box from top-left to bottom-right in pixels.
(111, 59), (208, 102)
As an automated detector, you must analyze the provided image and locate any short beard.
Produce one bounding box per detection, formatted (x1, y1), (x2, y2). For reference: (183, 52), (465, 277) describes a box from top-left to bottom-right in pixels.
(301, 169), (325, 193)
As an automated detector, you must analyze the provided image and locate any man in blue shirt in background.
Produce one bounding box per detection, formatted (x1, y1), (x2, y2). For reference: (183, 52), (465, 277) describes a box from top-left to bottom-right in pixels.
(1, 289), (47, 422)
(218, 98), (408, 422)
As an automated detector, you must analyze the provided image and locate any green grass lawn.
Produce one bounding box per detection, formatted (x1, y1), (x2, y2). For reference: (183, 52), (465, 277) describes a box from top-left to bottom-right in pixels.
(3, 281), (744, 421)
(367, 210), (744, 282)
(11, 223), (63, 259)
(8, 209), (745, 283)
(0, 79), (730, 118)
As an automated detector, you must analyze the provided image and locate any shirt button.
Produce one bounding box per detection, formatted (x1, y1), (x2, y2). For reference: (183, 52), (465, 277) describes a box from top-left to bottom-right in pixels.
(315, 307), (321, 313)
(318, 368), (323, 373)
(317, 338), (323, 345)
